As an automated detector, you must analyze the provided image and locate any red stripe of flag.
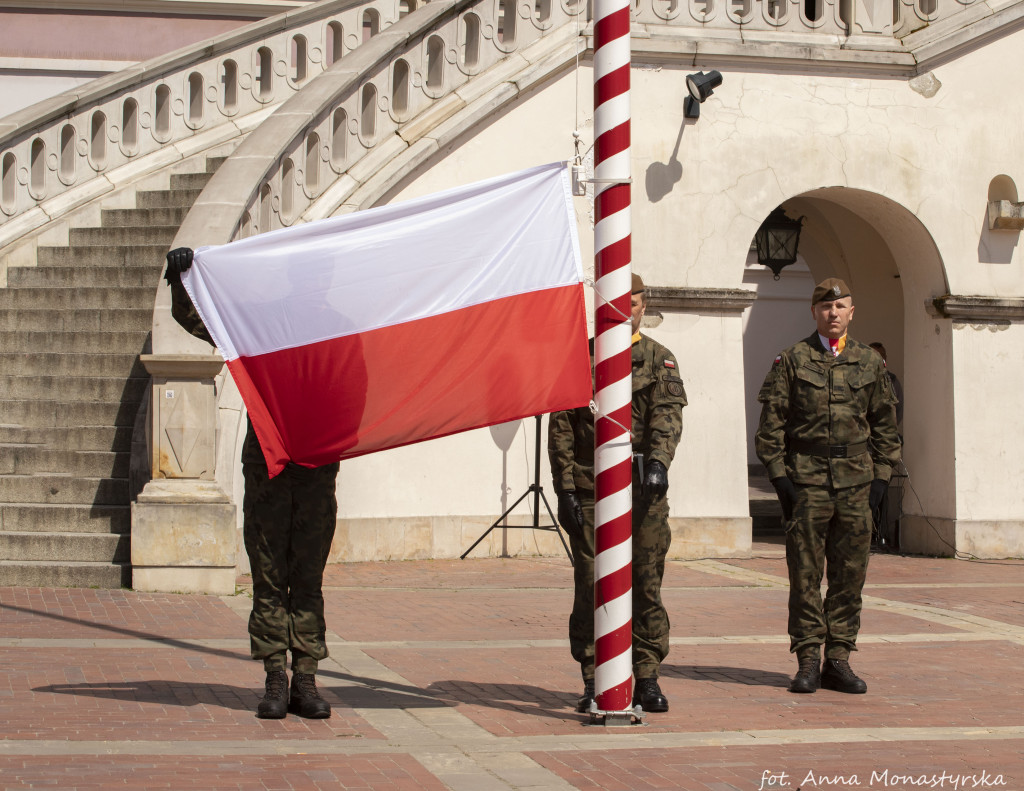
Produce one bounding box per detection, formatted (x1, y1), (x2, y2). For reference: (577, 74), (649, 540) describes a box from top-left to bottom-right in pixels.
(231, 284), (591, 475)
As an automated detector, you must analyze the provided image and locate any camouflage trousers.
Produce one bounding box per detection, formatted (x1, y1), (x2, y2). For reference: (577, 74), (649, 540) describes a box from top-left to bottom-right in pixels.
(785, 482), (871, 661)
(243, 460), (340, 674)
(564, 487), (672, 680)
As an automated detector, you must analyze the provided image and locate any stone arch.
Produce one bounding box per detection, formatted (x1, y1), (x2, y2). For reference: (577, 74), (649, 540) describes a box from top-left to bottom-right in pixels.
(742, 187), (953, 552)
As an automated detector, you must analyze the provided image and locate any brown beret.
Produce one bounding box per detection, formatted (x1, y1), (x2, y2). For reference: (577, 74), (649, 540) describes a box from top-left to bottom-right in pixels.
(632, 273), (645, 294)
(811, 278), (851, 305)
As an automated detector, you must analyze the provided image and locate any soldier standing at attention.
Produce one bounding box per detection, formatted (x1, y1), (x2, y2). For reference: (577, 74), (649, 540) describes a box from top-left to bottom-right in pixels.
(755, 278), (900, 695)
(164, 247), (337, 720)
(548, 273), (687, 713)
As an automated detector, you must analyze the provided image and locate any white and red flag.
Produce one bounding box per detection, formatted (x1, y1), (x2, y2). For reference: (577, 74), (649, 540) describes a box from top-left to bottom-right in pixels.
(182, 162), (591, 477)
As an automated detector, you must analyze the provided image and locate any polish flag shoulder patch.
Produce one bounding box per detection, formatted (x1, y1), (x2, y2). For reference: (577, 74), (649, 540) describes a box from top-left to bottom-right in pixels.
(664, 360), (676, 369)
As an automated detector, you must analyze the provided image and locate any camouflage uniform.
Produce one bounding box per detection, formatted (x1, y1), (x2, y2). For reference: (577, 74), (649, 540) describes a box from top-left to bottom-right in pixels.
(755, 332), (900, 660)
(171, 280), (339, 674)
(548, 334), (687, 680)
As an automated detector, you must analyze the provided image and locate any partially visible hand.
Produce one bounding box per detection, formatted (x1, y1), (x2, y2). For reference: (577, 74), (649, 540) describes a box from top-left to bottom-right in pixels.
(557, 491), (584, 533)
(869, 479), (888, 515)
(164, 247), (194, 284)
(644, 460), (669, 500)
(770, 476), (797, 521)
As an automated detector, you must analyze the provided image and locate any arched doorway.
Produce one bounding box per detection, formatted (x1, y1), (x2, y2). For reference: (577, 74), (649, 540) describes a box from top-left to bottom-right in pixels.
(742, 188), (953, 553)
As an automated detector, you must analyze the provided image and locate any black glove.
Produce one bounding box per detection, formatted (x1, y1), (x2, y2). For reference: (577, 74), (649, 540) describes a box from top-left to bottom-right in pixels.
(164, 247), (194, 284)
(869, 479), (888, 516)
(644, 459), (669, 500)
(770, 476), (797, 521)
(556, 491), (584, 533)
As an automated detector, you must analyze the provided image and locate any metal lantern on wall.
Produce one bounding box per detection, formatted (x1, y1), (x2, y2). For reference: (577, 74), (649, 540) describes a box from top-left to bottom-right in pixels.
(754, 208), (804, 279)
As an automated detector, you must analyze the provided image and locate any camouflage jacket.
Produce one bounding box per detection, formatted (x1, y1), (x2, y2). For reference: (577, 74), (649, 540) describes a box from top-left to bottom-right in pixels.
(169, 279), (264, 464)
(548, 334), (687, 493)
(755, 332), (900, 488)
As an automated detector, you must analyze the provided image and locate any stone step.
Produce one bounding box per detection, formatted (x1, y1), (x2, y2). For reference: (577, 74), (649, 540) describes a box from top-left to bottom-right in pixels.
(169, 171), (214, 191)
(0, 399), (140, 428)
(0, 445), (130, 477)
(100, 207), (189, 227)
(0, 352), (143, 377)
(0, 309), (152, 332)
(0, 425), (133, 452)
(0, 287), (155, 310)
(135, 188), (203, 209)
(0, 374), (147, 402)
(0, 474), (128, 505)
(0, 560), (130, 588)
(35, 245), (167, 268)
(0, 503), (130, 533)
(0, 530), (129, 562)
(7, 266), (162, 290)
(70, 226), (178, 246)
(0, 329), (149, 355)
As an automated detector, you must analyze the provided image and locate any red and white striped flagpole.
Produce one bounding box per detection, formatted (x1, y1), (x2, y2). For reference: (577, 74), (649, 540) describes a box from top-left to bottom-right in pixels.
(592, 0), (633, 715)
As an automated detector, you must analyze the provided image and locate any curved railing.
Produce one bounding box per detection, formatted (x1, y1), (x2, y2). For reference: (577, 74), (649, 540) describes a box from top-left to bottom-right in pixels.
(0, 0), (437, 240)
(169, 0), (585, 248)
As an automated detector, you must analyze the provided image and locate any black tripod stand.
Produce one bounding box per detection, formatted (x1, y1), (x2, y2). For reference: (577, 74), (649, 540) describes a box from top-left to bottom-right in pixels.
(460, 415), (573, 563)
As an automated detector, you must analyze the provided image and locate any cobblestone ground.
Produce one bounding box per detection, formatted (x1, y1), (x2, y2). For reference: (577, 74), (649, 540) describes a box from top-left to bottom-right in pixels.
(1, 540), (1022, 790)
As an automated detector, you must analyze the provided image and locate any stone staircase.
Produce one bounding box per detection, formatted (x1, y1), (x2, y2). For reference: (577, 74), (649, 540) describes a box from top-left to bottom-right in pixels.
(0, 158), (222, 588)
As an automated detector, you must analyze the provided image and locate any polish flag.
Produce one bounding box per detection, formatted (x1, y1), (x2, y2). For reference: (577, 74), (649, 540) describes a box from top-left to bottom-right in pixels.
(181, 162), (591, 476)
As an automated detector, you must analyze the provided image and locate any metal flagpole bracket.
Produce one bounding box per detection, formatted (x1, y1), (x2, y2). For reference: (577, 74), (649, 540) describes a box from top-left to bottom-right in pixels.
(587, 701), (647, 726)
(591, 287), (631, 320)
(588, 400), (633, 440)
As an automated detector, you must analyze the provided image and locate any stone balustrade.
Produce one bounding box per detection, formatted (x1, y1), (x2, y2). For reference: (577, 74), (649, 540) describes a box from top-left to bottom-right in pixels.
(0, 0), (432, 239)
(221, 0), (586, 239)
(0, 0), (1000, 244)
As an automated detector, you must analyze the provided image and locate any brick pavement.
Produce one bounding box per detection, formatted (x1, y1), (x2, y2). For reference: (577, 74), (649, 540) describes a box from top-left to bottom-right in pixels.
(1, 540), (1022, 791)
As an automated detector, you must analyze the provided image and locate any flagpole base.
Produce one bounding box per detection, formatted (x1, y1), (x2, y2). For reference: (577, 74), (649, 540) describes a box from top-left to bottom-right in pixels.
(587, 703), (647, 726)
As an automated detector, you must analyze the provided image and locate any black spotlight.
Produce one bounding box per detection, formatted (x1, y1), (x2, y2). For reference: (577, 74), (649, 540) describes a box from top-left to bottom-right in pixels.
(684, 70), (724, 119)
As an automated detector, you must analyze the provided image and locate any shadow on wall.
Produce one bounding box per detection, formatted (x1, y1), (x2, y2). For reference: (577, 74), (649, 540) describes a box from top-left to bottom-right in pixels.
(978, 209), (1020, 264)
(645, 117), (687, 204)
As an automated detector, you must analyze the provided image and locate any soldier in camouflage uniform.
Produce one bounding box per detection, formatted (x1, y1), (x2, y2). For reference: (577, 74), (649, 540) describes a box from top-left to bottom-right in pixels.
(755, 278), (900, 695)
(165, 247), (337, 720)
(548, 274), (687, 713)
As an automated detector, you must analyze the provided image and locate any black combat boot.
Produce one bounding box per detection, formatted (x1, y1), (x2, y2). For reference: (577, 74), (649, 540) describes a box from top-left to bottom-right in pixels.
(633, 678), (669, 712)
(256, 670), (289, 719)
(576, 679), (595, 713)
(821, 658), (867, 694)
(789, 651), (821, 694)
(288, 673), (332, 718)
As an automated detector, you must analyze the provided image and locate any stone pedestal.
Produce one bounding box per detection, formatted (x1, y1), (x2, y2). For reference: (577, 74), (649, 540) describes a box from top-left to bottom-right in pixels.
(132, 354), (237, 594)
(132, 480), (237, 594)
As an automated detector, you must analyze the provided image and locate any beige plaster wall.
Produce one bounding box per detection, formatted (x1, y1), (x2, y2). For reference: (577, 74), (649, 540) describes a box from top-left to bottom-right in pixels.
(952, 320), (1024, 521)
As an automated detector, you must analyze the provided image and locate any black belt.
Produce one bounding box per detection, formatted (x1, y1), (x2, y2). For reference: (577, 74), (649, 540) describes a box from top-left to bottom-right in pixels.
(790, 439), (868, 459)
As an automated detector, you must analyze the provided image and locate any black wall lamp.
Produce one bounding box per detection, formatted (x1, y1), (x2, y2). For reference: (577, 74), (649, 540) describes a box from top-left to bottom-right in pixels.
(684, 70), (723, 119)
(754, 208), (804, 279)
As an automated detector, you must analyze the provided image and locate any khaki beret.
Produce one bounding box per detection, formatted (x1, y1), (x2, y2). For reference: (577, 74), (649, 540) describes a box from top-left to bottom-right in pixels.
(811, 278), (851, 305)
(632, 273), (646, 294)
